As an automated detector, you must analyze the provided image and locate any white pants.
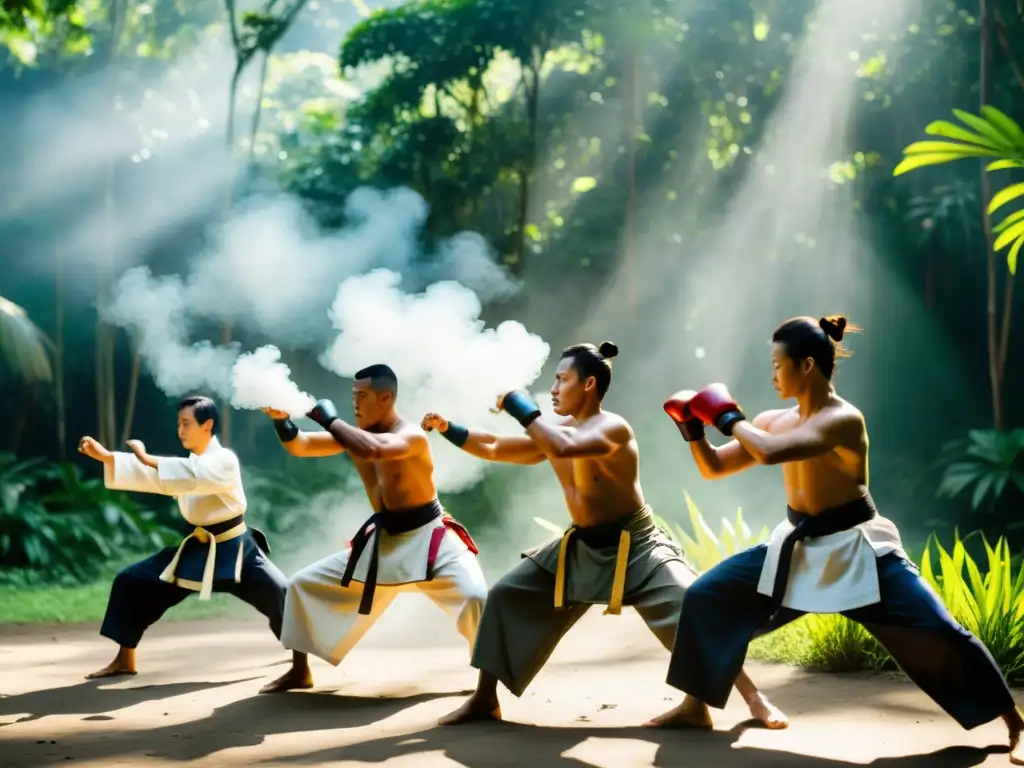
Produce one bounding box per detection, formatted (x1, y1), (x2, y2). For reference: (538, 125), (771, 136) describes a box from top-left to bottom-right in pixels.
(281, 532), (488, 665)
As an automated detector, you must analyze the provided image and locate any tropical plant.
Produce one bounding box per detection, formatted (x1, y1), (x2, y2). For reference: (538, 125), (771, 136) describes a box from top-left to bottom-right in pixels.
(920, 530), (1024, 681)
(0, 453), (179, 577)
(935, 429), (1024, 516)
(893, 106), (1023, 432)
(893, 106), (1024, 273)
(0, 295), (53, 383)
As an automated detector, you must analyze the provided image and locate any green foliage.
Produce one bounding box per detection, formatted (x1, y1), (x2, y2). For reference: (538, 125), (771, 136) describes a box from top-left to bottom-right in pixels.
(0, 295), (53, 383)
(0, 454), (179, 578)
(651, 492), (770, 572)
(920, 530), (1024, 680)
(894, 106), (1024, 273)
(935, 429), (1024, 514)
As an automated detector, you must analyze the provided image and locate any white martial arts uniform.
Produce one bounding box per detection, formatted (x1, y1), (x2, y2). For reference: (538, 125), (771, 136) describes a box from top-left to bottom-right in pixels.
(281, 499), (487, 665)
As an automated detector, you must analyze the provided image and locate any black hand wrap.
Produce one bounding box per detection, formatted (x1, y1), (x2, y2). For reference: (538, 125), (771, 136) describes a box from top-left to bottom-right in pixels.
(502, 391), (541, 428)
(273, 418), (299, 443)
(307, 399), (339, 428)
(715, 410), (746, 437)
(676, 418), (705, 442)
(441, 422), (469, 447)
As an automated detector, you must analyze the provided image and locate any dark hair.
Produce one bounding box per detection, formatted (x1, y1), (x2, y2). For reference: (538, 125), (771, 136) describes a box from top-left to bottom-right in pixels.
(771, 315), (859, 380)
(177, 395), (219, 434)
(560, 341), (619, 399)
(354, 364), (399, 399)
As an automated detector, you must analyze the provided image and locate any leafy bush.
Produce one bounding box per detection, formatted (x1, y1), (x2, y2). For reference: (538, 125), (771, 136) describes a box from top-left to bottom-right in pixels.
(920, 530), (1024, 682)
(936, 429), (1024, 516)
(0, 453), (179, 578)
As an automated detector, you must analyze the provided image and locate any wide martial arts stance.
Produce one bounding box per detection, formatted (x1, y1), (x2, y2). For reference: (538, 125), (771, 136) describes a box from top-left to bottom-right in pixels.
(78, 396), (303, 681)
(426, 341), (787, 728)
(653, 315), (1024, 762)
(259, 364), (487, 694)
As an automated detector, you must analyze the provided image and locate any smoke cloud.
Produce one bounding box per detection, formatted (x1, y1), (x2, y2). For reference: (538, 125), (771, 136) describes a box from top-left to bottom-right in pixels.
(321, 269), (550, 490)
(105, 185), (550, 489)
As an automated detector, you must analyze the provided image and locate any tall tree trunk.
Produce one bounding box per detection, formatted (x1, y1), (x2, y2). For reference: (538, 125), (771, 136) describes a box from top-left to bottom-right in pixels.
(120, 346), (142, 444)
(54, 252), (66, 460)
(514, 51), (542, 276)
(96, 0), (127, 449)
(624, 52), (638, 323)
(219, 62), (244, 447)
(979, 0), (1003, 430)
(246, 51), (271, 171)
(994, 8), (1018, 392)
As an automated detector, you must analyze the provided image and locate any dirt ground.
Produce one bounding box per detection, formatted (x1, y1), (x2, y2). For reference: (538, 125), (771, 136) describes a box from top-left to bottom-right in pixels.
(1, 597), (1020, 768)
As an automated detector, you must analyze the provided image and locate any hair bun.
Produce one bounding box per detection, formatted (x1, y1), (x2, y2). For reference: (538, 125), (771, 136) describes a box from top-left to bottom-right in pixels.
(819, 316), (847, 342)
(598, 341), (619, 359)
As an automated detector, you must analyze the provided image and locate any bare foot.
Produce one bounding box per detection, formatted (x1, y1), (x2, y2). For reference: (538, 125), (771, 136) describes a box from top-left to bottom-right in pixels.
(642, 696), (714, 729)
(438, 695), (502, 725)
(85, 661), (137, 679)
(745, 691), (789, 730)
(1006, 708), (1024, 765)
(259, 665), (314, 694)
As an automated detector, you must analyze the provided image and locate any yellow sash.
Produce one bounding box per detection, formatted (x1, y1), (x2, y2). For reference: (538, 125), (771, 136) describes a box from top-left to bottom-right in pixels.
(159, 522), (247, 600)
(553, 528), (631, 615)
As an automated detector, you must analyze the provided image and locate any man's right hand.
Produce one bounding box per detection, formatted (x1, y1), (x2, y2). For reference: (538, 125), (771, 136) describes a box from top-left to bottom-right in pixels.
(421, 413), (449, 433)
(663, 390), (705, 442)
(262, 407), (290, 420)
(689, 383), (746, 436)
(78, 436), (112, 463)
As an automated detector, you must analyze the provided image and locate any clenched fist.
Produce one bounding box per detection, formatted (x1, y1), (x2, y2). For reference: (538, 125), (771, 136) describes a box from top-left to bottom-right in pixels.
(261, 407), (290, 420)
(421, 413), (449, 433)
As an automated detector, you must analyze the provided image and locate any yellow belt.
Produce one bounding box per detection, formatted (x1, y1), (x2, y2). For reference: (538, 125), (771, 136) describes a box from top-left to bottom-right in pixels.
(553, 527), (631, 615)
(159, 522), (247, 600)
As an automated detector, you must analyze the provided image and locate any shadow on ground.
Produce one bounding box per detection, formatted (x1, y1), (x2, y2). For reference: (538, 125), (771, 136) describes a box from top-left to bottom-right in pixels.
(2, 688), (468, 766)
(266, 722), (1005, 768)
(0, 678), (258, 726)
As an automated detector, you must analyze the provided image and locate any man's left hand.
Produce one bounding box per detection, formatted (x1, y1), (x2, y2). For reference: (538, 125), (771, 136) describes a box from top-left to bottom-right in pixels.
(125, 439), (158, 469)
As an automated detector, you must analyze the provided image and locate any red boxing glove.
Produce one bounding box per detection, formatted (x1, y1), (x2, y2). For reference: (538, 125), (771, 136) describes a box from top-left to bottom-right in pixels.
(688, 383), (746, 436)
(663, 390), (705, 442)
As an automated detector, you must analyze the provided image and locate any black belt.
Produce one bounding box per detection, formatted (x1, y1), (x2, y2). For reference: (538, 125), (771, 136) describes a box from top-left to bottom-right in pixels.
(770, 494), (878, 613)
(340, 499), (444, 615)
(201, 515), (270, 554)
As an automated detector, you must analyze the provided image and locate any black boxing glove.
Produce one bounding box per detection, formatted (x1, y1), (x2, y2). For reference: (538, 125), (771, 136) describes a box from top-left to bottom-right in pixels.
(502, 391), (541, 428)
(307, 399), (340, 429)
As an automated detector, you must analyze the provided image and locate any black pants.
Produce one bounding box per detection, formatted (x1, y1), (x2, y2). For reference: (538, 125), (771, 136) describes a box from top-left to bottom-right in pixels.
(666, 545), (1015, 730)
(100, 534), (288, 649)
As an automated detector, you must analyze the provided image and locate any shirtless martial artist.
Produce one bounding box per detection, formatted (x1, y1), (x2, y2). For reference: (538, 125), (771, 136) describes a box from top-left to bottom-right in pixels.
(259, 364), (487, 694)
(651, 315), (1023, 763)
(78, 396), (303, 682)
(424, 341), (787, 728)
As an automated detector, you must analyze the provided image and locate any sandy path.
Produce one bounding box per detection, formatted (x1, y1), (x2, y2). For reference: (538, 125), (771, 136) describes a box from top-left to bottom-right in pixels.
(0, 598), (1019, 767)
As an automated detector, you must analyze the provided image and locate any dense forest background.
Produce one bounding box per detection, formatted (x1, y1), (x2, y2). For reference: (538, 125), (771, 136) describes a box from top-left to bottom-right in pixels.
(1, 0), (1023, 592)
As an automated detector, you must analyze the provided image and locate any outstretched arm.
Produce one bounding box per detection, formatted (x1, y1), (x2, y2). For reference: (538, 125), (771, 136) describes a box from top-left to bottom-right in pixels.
(732, 409), (863, 465)
(421, 413), (545, 465)
(105, 440), (240, 496)
(264, 410), (346, 458)
(687, 410), (784, 479)
(323, 420), (427, 461)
